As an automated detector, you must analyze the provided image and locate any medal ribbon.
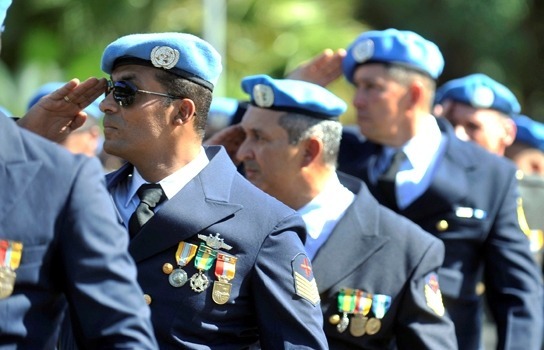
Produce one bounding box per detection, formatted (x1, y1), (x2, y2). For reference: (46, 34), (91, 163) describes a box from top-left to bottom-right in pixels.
(372, 294), (392, 319)
(215, 252), (237, 281)
(354, 290), (373, 316)
(338, 288), (357, 313)
(0, 240), (23, 269)
(175, 241), (198, 267)
(194, 242), (217, 271)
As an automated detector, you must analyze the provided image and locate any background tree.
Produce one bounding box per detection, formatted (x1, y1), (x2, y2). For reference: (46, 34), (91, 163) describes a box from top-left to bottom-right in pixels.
(1, 0), (542, 123)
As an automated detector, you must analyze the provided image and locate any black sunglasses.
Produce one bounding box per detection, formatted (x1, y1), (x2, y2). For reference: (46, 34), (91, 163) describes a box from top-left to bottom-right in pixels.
(105, 80), (182, 107)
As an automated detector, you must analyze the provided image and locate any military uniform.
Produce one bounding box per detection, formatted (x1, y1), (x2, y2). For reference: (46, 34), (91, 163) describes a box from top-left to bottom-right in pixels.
(338, 118), (544, 349)
(0, 115), (157, 349)
(315, 173), (457, 349)
(106, 146), (327, 349)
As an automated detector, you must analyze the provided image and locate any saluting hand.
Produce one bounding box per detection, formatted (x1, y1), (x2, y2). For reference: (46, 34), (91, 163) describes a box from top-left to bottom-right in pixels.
(204, 124), (246, 165)
(17, 77), (107, 143)
(286, 48), (346, 87)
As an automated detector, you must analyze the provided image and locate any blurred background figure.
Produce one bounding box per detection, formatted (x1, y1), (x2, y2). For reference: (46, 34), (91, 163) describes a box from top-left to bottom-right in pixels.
(205, 97), (238, 139)
(506, 114), (544, 176)
(506, 115), (544, 264)
(435, 74), (544, 261)
(205, 96), (248, 140)
(435, 73), (544, 349)
(434, 73), (518, 157)
(27, 81), (126, 171)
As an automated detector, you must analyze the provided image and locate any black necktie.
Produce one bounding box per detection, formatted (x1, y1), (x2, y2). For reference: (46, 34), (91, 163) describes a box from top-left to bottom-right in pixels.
(377, 151), (406, 210)
(128, 183), (167, 238)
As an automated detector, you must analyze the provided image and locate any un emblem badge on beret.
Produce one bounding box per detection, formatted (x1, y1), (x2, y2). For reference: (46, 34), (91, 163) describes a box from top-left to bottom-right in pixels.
(253, 84), (274, 108)
(151, 46), (180, 70)
(352, 39), (374, 63)
(470, 86), (494, 109)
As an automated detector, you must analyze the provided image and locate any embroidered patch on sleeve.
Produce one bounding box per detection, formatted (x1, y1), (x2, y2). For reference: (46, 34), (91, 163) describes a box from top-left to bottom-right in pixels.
(292, 253), (320, 306)
(424, 272), (445, 316)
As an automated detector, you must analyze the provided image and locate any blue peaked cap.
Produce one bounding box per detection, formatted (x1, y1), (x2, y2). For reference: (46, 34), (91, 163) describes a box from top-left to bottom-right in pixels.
(342, 28), (445, 83)
(241, 74), (347, 120)
(514, 115), (544, 151)
(0, 0), (11, 32)
(101, 32), (222, 91)
(435, 73), (521, 116)
(27, 82), (104, 119)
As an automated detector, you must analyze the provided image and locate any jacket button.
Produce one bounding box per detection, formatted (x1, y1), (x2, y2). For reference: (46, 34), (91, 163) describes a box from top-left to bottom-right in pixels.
(436, 220), (449, 232)
(162, 263), (174, 274)
(329, 314), (340, 325)
(144, 294), (152, 305)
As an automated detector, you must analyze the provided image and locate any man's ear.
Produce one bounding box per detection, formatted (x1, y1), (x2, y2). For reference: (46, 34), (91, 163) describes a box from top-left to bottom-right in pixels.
(174, 98), (196, 125)
(502, 117), (517, 147)
(301, 137), (322, 167)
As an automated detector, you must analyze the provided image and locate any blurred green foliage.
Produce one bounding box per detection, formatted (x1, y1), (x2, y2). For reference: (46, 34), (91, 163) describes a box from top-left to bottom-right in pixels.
(1, 0), (543, 123)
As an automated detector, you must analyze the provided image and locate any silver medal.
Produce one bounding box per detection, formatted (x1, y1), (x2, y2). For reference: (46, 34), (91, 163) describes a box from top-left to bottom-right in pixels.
(189, 271), (210, 292)
(168, 268), (188, 288)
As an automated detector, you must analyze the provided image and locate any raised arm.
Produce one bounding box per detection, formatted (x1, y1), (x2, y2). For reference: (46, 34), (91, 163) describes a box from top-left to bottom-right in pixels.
(17, 78), (106, 143)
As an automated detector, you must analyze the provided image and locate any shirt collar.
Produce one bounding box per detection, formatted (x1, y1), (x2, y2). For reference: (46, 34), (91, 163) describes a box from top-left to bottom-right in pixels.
(125, 147), (209, 206)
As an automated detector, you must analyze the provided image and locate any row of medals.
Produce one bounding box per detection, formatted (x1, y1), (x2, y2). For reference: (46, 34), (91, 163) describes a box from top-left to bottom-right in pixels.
(162, 233), (235, 305)
(330, 312), (382, 337)
(329, 288), (390, 337)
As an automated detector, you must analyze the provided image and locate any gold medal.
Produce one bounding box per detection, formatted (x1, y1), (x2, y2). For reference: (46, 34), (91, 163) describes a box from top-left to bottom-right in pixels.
(212, 279), (232, 305)
(365, 317), (381, 335)
(212, 252), (237, 304)
(349, 314), (368, 337)
(0, 266), (15, 299)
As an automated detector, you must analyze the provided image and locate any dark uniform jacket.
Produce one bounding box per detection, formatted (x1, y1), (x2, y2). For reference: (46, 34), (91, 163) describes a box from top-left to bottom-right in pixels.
(106, 146), (328, 350)
(0, 116), (157, 349)
(337, 118), (544, 350)
(315, 173), (458, 349)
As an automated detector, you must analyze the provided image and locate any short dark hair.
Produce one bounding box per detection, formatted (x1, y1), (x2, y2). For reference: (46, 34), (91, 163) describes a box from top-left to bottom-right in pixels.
(155, 69), (212, 139)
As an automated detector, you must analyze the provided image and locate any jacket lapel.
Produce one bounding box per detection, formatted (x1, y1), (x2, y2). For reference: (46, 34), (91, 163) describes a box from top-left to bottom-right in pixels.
(401, 119), (475, 220)
(312, 183), (389, 293)
(128, 146), (243, 262)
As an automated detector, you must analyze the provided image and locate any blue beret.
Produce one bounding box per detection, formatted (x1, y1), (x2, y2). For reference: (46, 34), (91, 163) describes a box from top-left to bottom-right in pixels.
(241, 74), (347, 120)
(27, 82), (104, 119)
(342, 28), (444, 83)
(101, 32), (222, 91)
(435, 73), (521, 116)
(0, 0), (12, 32)
(514, 115), (544, 151)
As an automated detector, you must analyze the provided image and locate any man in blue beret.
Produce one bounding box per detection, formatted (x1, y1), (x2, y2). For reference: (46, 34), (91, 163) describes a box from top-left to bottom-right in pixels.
(434, 73), (520, 156)
(434, 72), (544, 349)
(207, 74), (458, 349)
(286, 28), (543, 349)
(50, 32), (327, 349)
(507, 114), (544, 175)
(0, 1), (158, 348)
(506, 115), (544, 271)
(338, 28), (543, 350)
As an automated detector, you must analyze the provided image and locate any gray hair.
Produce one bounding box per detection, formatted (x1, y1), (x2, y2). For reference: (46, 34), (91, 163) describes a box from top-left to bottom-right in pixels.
(278, 112), (342, 167)
(384, 64), (437, 109)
